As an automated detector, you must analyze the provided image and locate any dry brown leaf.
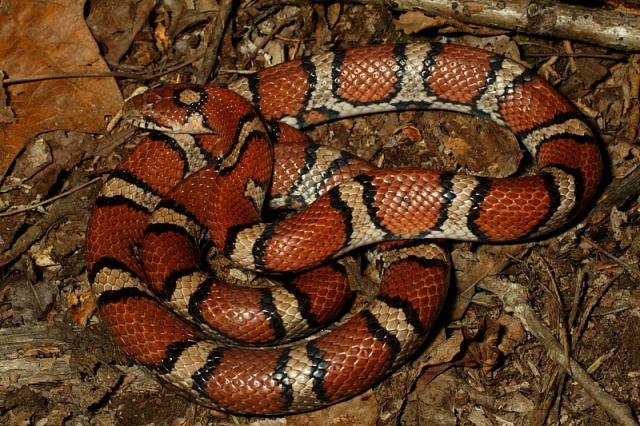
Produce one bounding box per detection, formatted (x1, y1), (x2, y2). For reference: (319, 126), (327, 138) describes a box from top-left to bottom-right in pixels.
(443, 120), (521, 177)
(423, 330), (465, 366)
(313, 3), (334, 50)
(86, 0), (156, 63)
(460, 318), (502, 374)
(393, 11), (447, 34)
(0, 0), (122, 175)
(68, 290), (97, 327)
(414, 371), (458, 425)
(496, 391), (536, 413)
(450, 244), (527, 319)
(327, 2), (342, 29)
(496, 314), (526, 356)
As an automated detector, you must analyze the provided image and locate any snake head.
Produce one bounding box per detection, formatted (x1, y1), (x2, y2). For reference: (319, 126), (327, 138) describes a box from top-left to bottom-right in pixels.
(123, 85), (219, 134)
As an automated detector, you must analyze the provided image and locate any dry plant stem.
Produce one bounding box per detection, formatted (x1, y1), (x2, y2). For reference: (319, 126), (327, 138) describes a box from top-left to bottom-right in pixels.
(572, 272), (623, 348)
(3, 71), (142, 85)
(567, 270), (587, 335)
(0, 180), (99, 268)
(523, 52), (626, 60)
(551, 369), (568, 426)
(479, 277), (639, 426)
(3, 53), (205, 85)
(196, 0), (234, 83)
(95, 128), (136, 157)
(392, 0), (640, 51)
(543, 272), (588, 424)
(0, 178), (102, 217)
(529, 366), (561, 426)
(582, 236), (640, 280)
(536, 252), (571, 372)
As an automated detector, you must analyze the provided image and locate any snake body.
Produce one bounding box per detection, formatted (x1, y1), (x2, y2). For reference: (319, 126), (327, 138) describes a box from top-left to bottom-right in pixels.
(86, 43), (602, 415)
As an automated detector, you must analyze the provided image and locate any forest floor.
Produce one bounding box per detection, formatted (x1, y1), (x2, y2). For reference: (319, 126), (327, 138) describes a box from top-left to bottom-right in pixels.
(1, 1), (639, 425)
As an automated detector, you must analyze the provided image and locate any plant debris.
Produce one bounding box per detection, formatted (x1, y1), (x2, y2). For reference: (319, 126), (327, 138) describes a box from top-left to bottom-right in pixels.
(1, 1), (639, 425)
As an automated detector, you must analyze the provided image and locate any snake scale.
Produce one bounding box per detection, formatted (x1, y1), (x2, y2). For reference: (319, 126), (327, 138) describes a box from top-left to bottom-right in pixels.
(86, 43), (602, 415)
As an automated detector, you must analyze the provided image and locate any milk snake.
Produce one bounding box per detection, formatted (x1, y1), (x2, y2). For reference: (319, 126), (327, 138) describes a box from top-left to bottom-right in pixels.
(86, 43), (602, 415)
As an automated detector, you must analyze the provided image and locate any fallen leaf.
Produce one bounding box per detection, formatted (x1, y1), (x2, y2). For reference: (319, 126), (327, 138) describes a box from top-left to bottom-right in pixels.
(11, 279), (56, 324)
(450, 244), (525, 319)
(86, 0), (157, 63)
(423, 330), (465, 366)
(68, 290), (97, 327)
(0, 131), (96, 253)
(0, 0), (122, 175)
(496, 314), (526, 356)
(414, 370), (458, 425)
(443, 120), (521, 177)
(461, 317), (502, 375)
(496, 391), (536, 413)
(327, 2), (342, 29)
(393, 11), (446, 34)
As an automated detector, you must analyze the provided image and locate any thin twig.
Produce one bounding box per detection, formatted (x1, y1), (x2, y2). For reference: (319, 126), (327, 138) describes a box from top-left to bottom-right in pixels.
(196, 0), (234, 83)
(535, 252), (571, 372)
(0, 177), (102, 217)
(582, 236), (640, 280)
(529, 365), (562, 425)
(218, 68), (258, 75)
(0, 179), (101, 268)
(3, 54), (205, 86)
(567, 270), (587, 337)
(573, 272), (623, 350)
(522, 52), (626, 60)
(3, 71), (143, 85)
(590, 164), (640, 222)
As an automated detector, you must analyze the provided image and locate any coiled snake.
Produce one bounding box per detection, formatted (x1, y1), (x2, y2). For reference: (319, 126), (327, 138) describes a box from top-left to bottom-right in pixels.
(86, 43), (602, 415)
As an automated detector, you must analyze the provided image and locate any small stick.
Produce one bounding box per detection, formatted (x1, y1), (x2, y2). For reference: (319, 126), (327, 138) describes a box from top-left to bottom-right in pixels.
(0, 179), (101, 268)
(522, 52), (626, 60)
(535, 252), (571, 372)
(196, 0), (234, 83)
(0, 177), (102, 217)
(3, 54), (205, 86)
(393, 0), (640, 51)
(589, 164), (640, 222)
(581, 236), (640, 280)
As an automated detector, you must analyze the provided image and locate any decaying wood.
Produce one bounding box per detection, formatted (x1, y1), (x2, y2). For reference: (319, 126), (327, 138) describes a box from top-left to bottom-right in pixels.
(0, 325), (76, 387)
(393, 0), (640, 51)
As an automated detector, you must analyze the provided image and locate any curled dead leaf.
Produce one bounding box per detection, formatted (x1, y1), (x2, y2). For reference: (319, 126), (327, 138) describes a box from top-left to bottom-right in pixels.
(461, 317), (502, 375)
(496, 314), (526, 356)
(85, 0), (156, 63)
(68, 290), (97, 326)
